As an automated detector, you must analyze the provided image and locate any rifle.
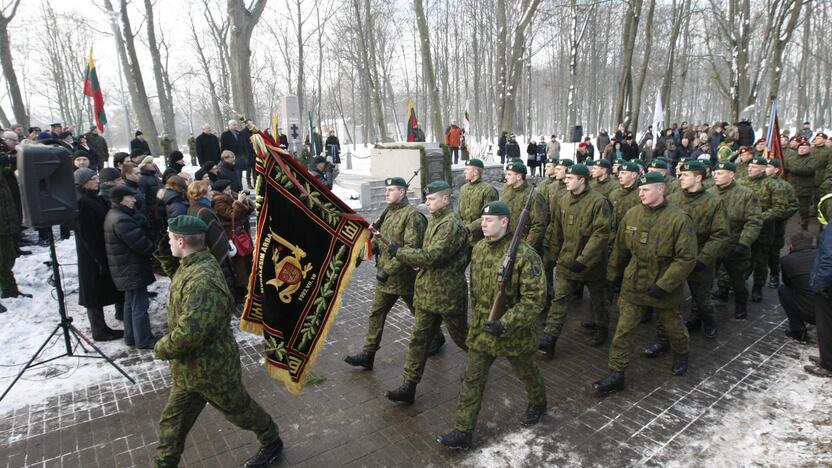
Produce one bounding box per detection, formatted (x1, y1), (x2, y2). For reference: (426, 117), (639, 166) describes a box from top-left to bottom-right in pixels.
(488, 182), (536, 321)
(369, 168), (420, 283)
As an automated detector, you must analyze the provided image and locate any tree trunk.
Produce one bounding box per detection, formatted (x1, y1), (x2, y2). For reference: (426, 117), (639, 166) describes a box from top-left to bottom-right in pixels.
(189, 18), (224, 131)
(414, 0), (443, 142)
(364, 0), (389, 141)
(144, 0), (177, 146)
(796, 5), (811, 127)
(660, 0), (687, 128)
(228, 0), (266, 122)
(0, 0), (27, 129)
(498, 0), (543, 134)
(630, 0), (655, 134)
(764, 0), (803, 127)
(613, 0), (644, 130)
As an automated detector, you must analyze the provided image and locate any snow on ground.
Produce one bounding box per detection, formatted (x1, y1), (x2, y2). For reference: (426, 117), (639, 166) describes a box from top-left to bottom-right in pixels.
(331, 183), (361, 210)
(462, 429), (584, 467)
(0, 229), (260, 411)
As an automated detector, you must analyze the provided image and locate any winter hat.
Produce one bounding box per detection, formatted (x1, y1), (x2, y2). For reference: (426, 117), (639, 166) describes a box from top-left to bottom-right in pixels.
(201, 161), (216, 172)
(99, 167), (121, 183)
(73, 168), (96, 186)
(481, 201), (510, 216)
(168, 150), (185, 165)
(109, 184), (137, 203)
(424, 180), (451, 195)
(194, 169), (208, 181)
(212, 179), (232, 192)
(168, 215), (208, 235)
(135, 130), (143, 137)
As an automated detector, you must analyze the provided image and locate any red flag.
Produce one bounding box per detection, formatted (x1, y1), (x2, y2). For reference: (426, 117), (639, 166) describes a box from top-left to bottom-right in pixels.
(765, 100), (783, 168)
(83, 49), (107, 133)
(406, 98), (418, 142)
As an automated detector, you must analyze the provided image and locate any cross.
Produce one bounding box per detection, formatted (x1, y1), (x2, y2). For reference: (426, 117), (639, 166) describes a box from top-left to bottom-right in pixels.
(290, 124), (299, 139)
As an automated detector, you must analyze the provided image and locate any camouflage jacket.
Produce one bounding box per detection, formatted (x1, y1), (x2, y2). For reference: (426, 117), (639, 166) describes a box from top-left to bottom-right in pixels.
(812, 145), (831, 189)
(154, 249), (241, 391)
(784, 152), (819, 197)
(542, 179), (567, 263)
(735, 159), (750, 179)
(0, 168), (19, 235)
(738, 174), (796, 244)
(608, 201), (698, 307)
(590, 176), (619, 198)
(396, 205), (469, 314)
(373, 199), (427, 295)
(608, 182), (640, 241)
(667, 189), (731, 281)
(549, 187), (611, 281)
(538, 176), (558, 211)
(467, 235), (546, 356)
(664, 175), (681, 196)
(500, 180), (548, 255)
(702, 176), (716, 190)
(458, 179), (498, 242)
(708, 180), (762, 248)
(717, 142), (734, 162)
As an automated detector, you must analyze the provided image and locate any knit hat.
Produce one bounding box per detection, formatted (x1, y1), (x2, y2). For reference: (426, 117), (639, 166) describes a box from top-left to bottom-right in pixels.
(506, 162), (527, 175)
(556, 159), (574, 167)
(619, 161), (640, 173)
(679, 160), (707, 174)
(212, 179), (232, 192)
(482, 201), (510, 216)
(385, 177), (408, 187)
(109, 184), (137, 203)
(73, 168), (96, 186)
(566, 164), (590, 177)
(99, 167), (121, 183)
(201, 161), (216, 172)
(424, 180), (451, 195)
(749, 156), (768, 166)
(168, 215), (209, 235)
(135, 130), (143, 137)
(715, 161), (736, 172)
(465, 159), (484, 169)
(194, 169), (208, 181)
(639, 172), (665, 185)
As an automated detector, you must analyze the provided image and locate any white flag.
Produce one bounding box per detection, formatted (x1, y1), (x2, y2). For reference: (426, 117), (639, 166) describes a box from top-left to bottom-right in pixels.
(653, 90), (664, 135)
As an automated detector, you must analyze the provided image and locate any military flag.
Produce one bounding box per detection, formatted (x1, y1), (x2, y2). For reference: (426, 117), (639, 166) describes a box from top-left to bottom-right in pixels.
(241, 124), (370, 394)
(766, 99), (783, 167)
(406, 98), (418, 142)
(83, 48), (107, 133)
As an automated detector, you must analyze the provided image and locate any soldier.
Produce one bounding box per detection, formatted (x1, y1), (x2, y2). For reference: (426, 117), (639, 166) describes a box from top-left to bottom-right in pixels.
(812, 132), (831, 197)
(784, 139), (818, 230)
(344, 177), (427, 370)
(766, 159), (799, 288)
(647, 159), (680, 195)
(541, 157), (565, 303)
(753, 138), (767, 158)
(500, 162), (548, 256)
(539, 164), (611, 356)
(385, 181), (470, 405)
(153, 216), (283, 468)
(734, 146), (754, 179)
(187, 133), (197, 166)
(437, 201), (547, 449)
(709, 162), (763, 319)
(647, 161), (729, 349)
(739, 157), (796, 302)
(608, 161), (642, 237)
(458, 159), (498, 244)
(593, 172), (697, 394)
(589, 159), (619, 198)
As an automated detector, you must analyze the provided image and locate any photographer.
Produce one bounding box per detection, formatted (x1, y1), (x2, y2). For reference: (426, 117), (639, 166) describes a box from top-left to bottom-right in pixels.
(0, 138), (30, 312)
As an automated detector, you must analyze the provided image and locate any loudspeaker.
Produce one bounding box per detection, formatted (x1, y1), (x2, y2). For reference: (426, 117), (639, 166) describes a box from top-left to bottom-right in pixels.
(17, 144), (78, 228)
(571, 125), (583, 143)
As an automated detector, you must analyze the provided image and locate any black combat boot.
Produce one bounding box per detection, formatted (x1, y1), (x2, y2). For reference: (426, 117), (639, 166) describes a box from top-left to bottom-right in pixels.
(538, 333), (557, 358)
(580, 321), (598, 332)
(344, 351), (375, 370)
(734, 302), (748, 320)
(672, 354), (689, 376)
(245, 437), (283, 468)
(0, 302), (6, 313)
(685, 317), (703, 332)
(640, 308), (654, 324)
(643, 341), (669, 358)
(437, 430), (472, 449)
(768, 274), (780, 289)
(592, 371), (625, 395)
(711, 287), (729, 302)
(590, 328), (608, 347)
(785, 327), (809, 343)
(520, 404), (547, 426)
(751, 285), (763, 303)
(427, 333), (446, 357)
(703, 318), (718, 339)
(1, 290), (32, 298)
(385, 380), (417, 404)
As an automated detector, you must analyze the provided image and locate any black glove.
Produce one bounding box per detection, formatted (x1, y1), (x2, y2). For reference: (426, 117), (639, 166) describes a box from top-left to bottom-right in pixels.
(156, 236), (172, 257)
(483, 320), (505, 337)
(375, 269), (389, 283)
(693, 260), (706, 272)
(371, 243), (380, 257)
(567, 260), (587, 273)
(647, 283), (668, 299)
(730, 243), (748, 257)
(387, 243), (400, 257)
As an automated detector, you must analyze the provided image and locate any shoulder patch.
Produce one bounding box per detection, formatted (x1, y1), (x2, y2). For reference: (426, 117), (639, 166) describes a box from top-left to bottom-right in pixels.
(531, 262), (542, 276)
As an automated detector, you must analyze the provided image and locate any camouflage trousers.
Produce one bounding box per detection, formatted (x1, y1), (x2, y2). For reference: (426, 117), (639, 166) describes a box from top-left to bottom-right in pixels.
(544, 260), (556, 307)
(154, 383), (279, 468)
(454, 350), (546, 432)
(751, 242), (778, 286)
(656, 279), (714, 342)
(544, 276), (609, 335)
(402, 308), (468, 384)
(0, 235), (17, 294)
(362, 289), (415, 353)
(716, 254), (751, 305)
(608, 298), (689, 372)
(797, 194), (814, 226)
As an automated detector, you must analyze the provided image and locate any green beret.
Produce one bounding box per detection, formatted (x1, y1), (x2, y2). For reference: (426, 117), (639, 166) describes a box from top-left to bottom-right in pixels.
(648, 159), (667, 169)
(655, 156), (668, 163)
(546, 157), (558, 164)
(679, 160), (707, 174)
(634, 159), (647, 169)
(168, 215), (208, 235)
(749, 156), (768, 166)
(592, 159), (612, 169)
(639, 172), (665, 185)
(385, 177), (408, 187)
(482, 201), (510, 216)
(619, 161), (640, 173)
(556, 159), (574, 167)
(424, 180), (451, 195)
(566, 164), (590, 177)
(509, 157), (524, 164)
(506, 161), (527, 174)
(767, 158), (781, 168)
(715, 161), (736, 172)
(465, 159), (484, 169)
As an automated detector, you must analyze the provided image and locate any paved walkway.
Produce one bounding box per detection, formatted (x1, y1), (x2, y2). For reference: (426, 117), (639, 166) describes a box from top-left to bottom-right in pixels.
(0, 215), (825, 467)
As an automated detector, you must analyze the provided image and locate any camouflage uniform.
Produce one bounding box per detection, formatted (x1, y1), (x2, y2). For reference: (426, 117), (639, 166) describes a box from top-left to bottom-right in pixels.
(501, 180), (548, 255)
(542, 179), (568, 299)
(363, 199), (427, 353)
(738, 173), (796, 288)
(709, 180), (762, 309)
(663, 175), (681, 196)
(454, 235), (546, 432)
(396, 205), (470, 383)
(735, 159), (750, 179)
(458, 179), (498, 244)
(187, 135), (197, 166)
(607, 201), (697, 372)
(769, 173), (799, 280)
(784, 150), (819, 227)
(608, 182), (640, 242)
(0, 165), (20, 295)
(544, 187), (611, 335)
(590, 175), (620, 198)
(153, 249), (279, 467)
(812, 145), (831, 194)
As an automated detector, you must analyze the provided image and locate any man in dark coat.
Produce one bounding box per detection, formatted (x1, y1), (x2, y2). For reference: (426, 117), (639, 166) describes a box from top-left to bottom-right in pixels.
(162, 151), (186, 184)
(806, 222), (832, 377)
(130, 131), (152, 156)
(85, 126), (109, 170)
(220, 120), (253, 188)
(74, 169), (124, 341)
(621, 133), (640, 161)
(218, 150), (243, 192)
(104, 185), (156, 348)
(778, 231), (823, 342)
(195, 124), (221, 165)
(325, 131), (341, 164)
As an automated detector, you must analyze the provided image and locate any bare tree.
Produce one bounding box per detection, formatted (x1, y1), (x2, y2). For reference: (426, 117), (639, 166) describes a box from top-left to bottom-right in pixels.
(495, 0), (542, 135)
(630, 0), (655, 133)
(227, 0), (266, 122)
(414, 0), (442, 141)
(612, 0), (644, 130)
(0, 0), (27, 128)
(143, 0), (177, 145)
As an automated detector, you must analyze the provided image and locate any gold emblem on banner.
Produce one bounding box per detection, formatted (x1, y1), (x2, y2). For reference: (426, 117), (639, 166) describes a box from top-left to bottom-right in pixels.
(266, 229), (314, 303)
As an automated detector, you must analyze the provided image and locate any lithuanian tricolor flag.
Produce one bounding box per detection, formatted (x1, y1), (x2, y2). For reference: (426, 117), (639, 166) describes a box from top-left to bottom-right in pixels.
(83, 48), (107, 133)
(406, 98), (418, 142)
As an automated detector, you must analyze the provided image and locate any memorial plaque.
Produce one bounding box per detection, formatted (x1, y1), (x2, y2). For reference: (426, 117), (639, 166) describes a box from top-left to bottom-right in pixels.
(422, 146), (449, 199)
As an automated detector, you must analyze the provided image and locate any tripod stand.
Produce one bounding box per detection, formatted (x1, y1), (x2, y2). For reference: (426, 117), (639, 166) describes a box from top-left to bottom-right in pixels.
(1, 229), (135, 402)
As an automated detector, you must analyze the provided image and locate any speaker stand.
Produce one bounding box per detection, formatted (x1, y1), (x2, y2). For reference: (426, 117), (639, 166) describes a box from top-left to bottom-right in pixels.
(1, 229), (135, 402)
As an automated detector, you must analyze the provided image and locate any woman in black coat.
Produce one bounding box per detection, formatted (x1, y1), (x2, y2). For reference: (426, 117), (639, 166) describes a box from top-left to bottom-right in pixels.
(74, 169), (123, 341)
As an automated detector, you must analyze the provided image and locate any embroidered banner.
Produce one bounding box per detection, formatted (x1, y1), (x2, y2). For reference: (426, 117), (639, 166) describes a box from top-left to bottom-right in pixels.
(241, 130), (370, 394)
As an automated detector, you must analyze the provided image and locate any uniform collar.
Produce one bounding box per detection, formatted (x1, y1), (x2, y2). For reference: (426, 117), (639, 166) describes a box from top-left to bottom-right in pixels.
(180, 248), (213, 267)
